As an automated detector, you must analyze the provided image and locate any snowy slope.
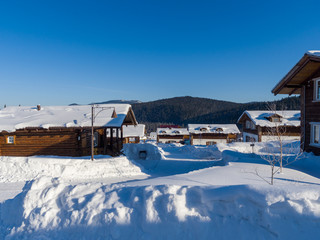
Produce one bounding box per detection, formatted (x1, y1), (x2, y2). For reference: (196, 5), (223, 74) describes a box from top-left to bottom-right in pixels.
(1, 142), (320, 239)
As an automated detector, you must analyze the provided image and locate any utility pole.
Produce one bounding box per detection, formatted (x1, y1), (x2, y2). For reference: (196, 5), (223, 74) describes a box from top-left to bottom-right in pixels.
(91, 105), (95, 161)
(91, 105), (117, 161)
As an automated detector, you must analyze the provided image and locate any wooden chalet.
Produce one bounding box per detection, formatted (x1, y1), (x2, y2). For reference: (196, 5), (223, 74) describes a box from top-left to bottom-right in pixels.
(272, 51), (320, 155)
(188, 124), (240, 145)
(122, 124), (146, 144)
(237, 111), (300, 142)
(0, 104), (137, 157)
(157, 128), (189, 144)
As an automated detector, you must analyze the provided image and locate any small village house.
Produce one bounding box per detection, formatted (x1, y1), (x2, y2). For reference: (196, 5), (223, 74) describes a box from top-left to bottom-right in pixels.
(237, 110), (300, 142)
(0, 104), (137, 157)
(188, 124), (240, 145)
(122, 124), (146, 144)
(157, 128), (189, 144)
(272, 51), (320, 155)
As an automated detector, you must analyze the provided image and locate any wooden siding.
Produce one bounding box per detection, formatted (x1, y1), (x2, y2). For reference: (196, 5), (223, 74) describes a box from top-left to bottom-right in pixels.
(303, 70), (320, 155)
(0, 127), (124, 157)
(0, 128), (81, 157)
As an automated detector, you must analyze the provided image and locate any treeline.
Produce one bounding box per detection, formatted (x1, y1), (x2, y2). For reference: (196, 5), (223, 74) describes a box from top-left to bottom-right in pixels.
(132, 96), (300, 133)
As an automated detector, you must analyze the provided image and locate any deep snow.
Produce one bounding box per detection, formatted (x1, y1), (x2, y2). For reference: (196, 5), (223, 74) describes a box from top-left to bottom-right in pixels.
(1, 141), (320, 239)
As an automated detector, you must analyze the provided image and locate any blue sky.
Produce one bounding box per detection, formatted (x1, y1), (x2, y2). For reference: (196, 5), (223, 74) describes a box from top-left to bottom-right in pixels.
(0, 0), (320, 106)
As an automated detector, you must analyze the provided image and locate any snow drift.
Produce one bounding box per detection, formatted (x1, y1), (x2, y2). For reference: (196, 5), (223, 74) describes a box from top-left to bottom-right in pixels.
(2, 178), (320, 240)
(0, 155), (146, 183)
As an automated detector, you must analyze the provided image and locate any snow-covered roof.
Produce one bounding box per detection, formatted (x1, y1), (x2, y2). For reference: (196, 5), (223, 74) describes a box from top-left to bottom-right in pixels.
(123, 124), (145, 138)
(157, 128), (189, 136)
(0, 104), (132, 132)
(307, 50), (320, 57)
(238, 110), (300, 127)
(188, 124), (240, 134)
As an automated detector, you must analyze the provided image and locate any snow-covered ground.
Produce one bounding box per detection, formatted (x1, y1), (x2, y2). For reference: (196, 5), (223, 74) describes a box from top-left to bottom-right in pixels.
(1, 141), (320, 239)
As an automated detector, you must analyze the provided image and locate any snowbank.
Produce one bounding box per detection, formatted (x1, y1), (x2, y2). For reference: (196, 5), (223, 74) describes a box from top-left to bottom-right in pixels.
(0, 156), (146, 183)
(2, 178), (320, 239)
(122, 143), (164, 170)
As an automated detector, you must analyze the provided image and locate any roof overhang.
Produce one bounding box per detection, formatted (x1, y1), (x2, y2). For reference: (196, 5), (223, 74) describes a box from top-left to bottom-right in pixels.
(272, 53), (320, 95)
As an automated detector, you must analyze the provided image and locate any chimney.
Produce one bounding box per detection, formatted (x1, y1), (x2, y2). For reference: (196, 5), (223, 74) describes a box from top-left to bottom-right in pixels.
(37, 104), (41, 111)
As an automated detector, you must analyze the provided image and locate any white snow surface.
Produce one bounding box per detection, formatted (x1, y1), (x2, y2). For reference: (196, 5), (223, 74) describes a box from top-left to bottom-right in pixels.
(238, 110), (300, 127)
(157, 127), (189, 136)
(0, 104), (131, 132)
(1, 141), (320, 239)
(188, 124), (240, 134)
(307, 50), (320, 57)
(123, 124), (145, 138)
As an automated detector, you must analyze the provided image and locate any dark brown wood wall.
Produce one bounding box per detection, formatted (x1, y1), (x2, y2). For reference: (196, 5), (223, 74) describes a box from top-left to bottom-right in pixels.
(0, 128), (81, 157)
(191, 133), (228, 139)
(0, 127), (124, 157)
(304, 71), (320, 155)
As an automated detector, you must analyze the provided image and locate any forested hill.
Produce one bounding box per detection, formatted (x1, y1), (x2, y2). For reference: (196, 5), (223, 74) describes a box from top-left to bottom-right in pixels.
(131, 96), (300, 132)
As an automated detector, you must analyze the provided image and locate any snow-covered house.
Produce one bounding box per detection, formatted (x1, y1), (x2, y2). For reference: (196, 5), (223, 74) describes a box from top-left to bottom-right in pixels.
(237, 110), (300, 142)
(122, 124), (146, 144)
(157, 128), (189, 144)
(188, 124), (240, 145)
(272, 51), (320, 155)
(0, 104), (137, 157)
(149, 132), (157, 141)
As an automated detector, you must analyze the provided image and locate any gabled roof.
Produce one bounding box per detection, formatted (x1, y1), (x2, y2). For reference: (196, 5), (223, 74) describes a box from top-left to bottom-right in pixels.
(0, 104), (137, 132)
(157, 128), (189, 136)
(272, 51), (320, 95)
(123, 124), (145, 138)
(188, 124), (240, 134)
(237, 110), (300, 127)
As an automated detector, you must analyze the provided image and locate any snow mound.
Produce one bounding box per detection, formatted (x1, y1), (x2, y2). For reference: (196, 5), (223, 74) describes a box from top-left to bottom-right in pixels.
(2, 178), (320, 239)
(122, 143), (164, 170)
(0, 156), (146, 183)
(177, 145), (223, 160)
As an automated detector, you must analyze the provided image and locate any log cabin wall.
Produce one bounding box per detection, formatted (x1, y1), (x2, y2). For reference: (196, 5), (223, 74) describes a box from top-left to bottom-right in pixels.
(191, 133), (229, 145)
(0, 127), (124, 157)
(0, 128), (82, 157)
(304, 71), (320, 155)
(157, 135), (185, 143)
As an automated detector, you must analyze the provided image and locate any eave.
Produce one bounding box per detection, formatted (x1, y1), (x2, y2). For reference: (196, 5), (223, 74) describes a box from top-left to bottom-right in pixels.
(272, 53), (320, 95)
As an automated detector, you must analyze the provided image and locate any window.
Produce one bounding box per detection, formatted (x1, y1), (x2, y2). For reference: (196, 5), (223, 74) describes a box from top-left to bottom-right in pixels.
(272, 117), (281, 123)
(6, 136), (15, 144)
(246, 120), (255, 130)
(311, 123), (320, 146)
(314, 79), (320, 101)
(200, 127), (208, 132)
(94, 132), (99, 147)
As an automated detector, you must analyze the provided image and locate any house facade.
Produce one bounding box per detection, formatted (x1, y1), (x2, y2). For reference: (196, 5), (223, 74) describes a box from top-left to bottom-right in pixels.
(237, 110), (301, 142)
(122, 124), (146, 144)
(272, 51), (320, 155)
(157, 128), (189, 144)
(0, 104), (137, 157)
(188, 124), (240, 145)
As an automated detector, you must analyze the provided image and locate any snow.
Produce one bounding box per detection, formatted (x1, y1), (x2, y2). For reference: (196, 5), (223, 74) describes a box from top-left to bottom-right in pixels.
(238, 110), (300, 127)
(0, 104), (132, 132)
(157, 127), (189, 135)
(123, 124), (145, 138)
(1, 141), (320, 239)
(188, 124), (240, 134)
(307, 50), (320, 57)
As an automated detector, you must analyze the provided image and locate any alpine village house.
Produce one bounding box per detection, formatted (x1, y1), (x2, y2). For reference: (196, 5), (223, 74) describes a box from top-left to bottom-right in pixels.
(0, 104), (137, 157)
(157, 128), (190, 144)
(188, 124), (240, 145)
(237, 110), (301, 142)
(272, 50), (320, 155)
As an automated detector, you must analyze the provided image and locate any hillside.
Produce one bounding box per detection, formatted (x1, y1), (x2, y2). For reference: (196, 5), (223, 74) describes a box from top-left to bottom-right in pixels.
(131, 96), (300, 132)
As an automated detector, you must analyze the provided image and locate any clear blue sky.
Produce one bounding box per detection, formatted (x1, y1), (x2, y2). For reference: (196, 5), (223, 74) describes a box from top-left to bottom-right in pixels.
(0, 0), (319, 106)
